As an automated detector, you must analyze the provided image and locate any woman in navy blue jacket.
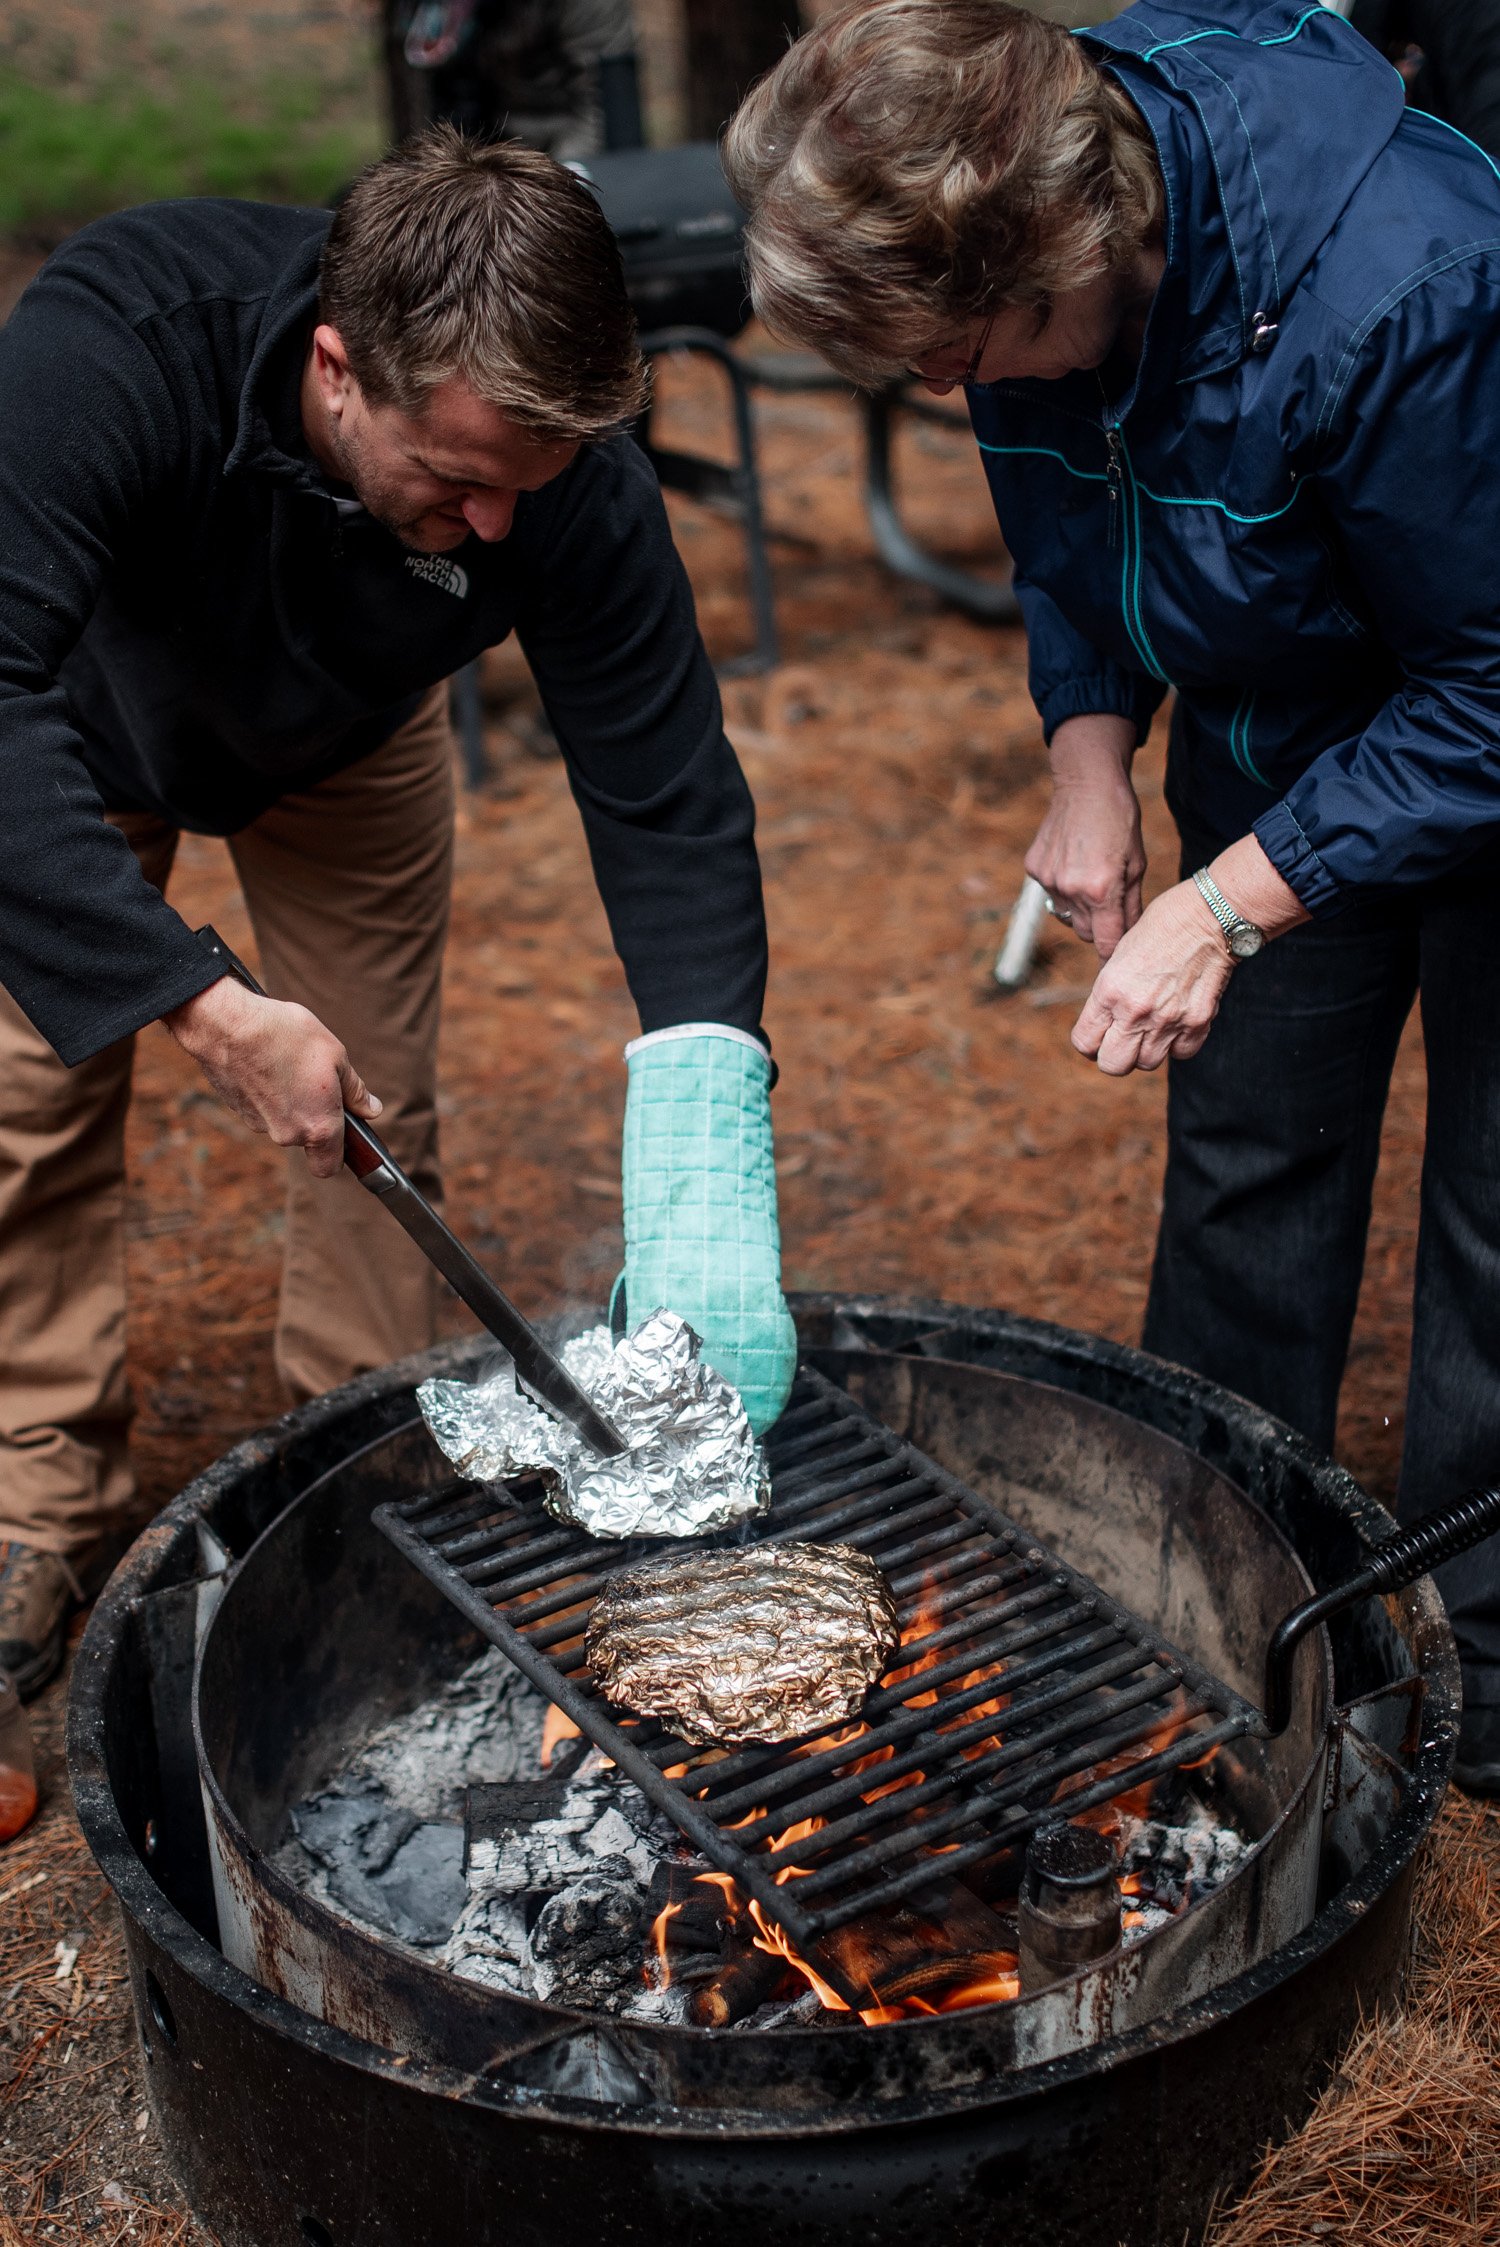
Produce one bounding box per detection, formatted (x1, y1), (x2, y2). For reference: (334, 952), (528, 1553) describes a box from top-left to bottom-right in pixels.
(726, 0), (1500, 1789)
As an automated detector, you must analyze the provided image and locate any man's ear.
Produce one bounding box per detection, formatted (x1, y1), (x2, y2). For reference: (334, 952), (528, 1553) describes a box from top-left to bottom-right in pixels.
(310, 323), (359, 419)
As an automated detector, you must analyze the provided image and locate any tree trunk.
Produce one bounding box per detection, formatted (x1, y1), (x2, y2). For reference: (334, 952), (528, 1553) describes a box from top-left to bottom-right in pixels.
(682, 0), (801, 141)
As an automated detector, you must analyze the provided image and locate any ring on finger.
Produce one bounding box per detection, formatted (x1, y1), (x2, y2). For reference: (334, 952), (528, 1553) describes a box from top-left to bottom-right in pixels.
(1044, 894), (1074, 927)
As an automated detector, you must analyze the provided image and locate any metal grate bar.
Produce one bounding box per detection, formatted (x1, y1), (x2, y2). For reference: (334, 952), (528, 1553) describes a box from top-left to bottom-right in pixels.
(374, 1365), (1263, 2006)
(800, 1713), (1253, 1932)
(714, 1634), (1141, 1834)
(758, 1666), (1186, 1872)
(688, 1591), (1091, 1799)
(786, 1690), (1211, 1896)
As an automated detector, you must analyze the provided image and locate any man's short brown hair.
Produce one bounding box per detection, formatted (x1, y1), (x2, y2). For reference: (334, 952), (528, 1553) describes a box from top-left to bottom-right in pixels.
(319, 124), (649, 439)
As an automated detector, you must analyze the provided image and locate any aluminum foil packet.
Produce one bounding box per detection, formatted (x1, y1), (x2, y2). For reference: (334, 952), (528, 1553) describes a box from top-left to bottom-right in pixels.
(415, 1307), (770, 1540)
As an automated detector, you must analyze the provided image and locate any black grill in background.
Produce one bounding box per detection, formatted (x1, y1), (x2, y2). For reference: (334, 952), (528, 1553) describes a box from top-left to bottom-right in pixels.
(579, 143), (750, 339)
(374, 1368), (1262, 2008)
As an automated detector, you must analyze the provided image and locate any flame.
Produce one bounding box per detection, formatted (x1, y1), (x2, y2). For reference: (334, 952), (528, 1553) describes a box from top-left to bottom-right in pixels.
(744, 1895), (897, 2022)
(632, 1575), (1211, 2029)
(690, 1786), (1019, 2025)
(647, 1899), (683, 1988)
(658, 1572), (1023, 2023)
(540, 1705), (582, 1769)
(898, 1966), (1022, 2015)
(1054, 1693), (1220, 1837)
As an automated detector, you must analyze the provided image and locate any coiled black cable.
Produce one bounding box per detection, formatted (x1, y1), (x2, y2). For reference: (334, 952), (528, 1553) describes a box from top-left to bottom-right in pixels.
(1363, 1487), (1500, 1592)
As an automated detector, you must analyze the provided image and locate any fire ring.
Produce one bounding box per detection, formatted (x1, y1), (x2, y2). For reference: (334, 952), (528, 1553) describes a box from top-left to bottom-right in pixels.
(69, 1295), (1460, 2247)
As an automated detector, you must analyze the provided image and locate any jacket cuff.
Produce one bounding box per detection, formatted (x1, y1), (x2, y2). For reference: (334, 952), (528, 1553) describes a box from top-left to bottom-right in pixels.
(1252, 801), (1343, 918)
(44, 953), (227, 1068)
(1035, 674), (1163, 749)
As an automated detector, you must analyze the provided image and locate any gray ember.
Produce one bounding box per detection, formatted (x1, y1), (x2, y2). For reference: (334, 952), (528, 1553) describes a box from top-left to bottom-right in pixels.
(527, 1868), (651, 2008)
(289, 1783), (466, 1949)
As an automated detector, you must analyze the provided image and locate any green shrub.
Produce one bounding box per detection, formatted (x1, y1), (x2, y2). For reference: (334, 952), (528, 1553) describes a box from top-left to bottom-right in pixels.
(0, 69), (384, 232)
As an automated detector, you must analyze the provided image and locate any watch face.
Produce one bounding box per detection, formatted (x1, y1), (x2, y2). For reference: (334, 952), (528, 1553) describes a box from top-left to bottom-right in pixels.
(1228, 923), (1265, 959)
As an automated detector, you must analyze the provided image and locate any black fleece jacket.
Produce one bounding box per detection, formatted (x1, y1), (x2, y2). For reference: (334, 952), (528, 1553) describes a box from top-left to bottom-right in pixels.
(0, 198), (767, 1065)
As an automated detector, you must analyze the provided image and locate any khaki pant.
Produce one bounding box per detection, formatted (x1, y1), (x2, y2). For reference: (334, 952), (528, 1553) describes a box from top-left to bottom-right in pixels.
(0, 686), (455, 1561)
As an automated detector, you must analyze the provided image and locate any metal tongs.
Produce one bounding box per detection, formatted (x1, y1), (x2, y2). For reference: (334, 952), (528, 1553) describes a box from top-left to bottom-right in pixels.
(194, 926), (626, 1459)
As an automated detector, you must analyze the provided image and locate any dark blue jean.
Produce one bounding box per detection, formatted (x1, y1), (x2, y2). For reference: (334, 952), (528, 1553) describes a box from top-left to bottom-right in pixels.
(1143, 832), (1500, 1704)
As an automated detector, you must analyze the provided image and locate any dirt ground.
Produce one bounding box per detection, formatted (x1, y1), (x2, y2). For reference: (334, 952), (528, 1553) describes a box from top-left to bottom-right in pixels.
(1, 345), (1495, 2241)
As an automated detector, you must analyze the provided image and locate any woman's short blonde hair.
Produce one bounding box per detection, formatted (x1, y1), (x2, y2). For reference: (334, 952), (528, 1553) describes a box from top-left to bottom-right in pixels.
(722, 0), (1163, 385)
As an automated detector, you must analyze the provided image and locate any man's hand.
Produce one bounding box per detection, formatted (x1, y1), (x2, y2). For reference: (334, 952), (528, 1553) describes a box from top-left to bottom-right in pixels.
(1024, 712), (1144, 959)
(163, 976), (381, 1178)
(1071, 836), (1310, 1077)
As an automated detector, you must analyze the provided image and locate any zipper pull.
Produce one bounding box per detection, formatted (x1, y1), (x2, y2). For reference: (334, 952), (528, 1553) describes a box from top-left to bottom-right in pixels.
(1105, 427), (1122, 549)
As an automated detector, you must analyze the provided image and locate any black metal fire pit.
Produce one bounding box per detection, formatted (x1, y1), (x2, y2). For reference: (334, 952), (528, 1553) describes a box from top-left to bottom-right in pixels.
(69, 1296), (1460, 2247)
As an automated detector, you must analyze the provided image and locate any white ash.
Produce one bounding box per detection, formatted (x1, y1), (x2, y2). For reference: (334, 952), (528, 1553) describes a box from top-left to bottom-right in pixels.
(274, 1651), (553, 1949)
(277, 1654), (695, 2018)
(283, 1784), (467, 1949)
(441, 1748), (693, 2020)
(1116, 1797), (1255, 1946)
(460, 1753), (661, 1897)
(355, 1648), (547, 1820)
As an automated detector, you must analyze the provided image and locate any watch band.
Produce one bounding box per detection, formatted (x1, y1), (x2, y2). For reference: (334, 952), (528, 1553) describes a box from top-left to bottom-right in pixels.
(1192, 869), (1266, 960)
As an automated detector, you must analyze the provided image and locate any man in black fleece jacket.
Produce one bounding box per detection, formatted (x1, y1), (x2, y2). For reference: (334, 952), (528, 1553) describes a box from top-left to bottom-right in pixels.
(0, 128), (790, 1691)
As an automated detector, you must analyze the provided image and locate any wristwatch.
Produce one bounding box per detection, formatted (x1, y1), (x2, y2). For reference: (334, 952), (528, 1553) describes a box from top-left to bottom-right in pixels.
(1192, 869), (1266, 960)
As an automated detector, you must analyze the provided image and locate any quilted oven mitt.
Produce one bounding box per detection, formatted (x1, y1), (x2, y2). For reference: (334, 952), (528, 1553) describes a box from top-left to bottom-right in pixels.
(621, 1024), (798, 1436)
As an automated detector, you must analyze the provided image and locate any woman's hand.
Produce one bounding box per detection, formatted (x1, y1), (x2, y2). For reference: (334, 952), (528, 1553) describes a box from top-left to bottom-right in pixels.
(1071, 837), (1311, 1076)
(1024, 713), (1144, 958)
(1070, 878), (1231, 1074)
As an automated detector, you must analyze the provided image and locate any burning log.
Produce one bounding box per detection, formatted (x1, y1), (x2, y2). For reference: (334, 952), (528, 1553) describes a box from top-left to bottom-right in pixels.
(462, 1751), (590, 1866)
(647, 1861), (804, 2025)
(646, 1860), (730, 1956)
(810, 1878), (1020, 2013)
(686, 1951), (803, 2028)
(667, 1877), (1020, 2027)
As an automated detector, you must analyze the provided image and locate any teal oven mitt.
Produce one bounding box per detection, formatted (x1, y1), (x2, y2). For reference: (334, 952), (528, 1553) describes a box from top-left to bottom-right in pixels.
(621, 1024), (798, 1436)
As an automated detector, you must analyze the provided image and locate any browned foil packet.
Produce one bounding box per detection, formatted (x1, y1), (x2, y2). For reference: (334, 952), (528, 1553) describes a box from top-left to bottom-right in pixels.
(585, 1540), (900, 1746)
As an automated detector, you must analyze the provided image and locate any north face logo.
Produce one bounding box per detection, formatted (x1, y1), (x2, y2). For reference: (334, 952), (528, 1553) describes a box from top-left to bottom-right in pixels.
(404, 553), (470, 600)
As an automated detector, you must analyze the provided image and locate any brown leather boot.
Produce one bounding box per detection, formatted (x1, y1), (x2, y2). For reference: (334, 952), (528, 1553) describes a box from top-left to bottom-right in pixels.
(0, 1542), (88, 1699)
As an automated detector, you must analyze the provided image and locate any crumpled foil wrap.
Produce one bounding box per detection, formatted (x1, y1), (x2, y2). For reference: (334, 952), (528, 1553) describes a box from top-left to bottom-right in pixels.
(416, 1307), (770, 1540)
(584, 1540), (900, 1746)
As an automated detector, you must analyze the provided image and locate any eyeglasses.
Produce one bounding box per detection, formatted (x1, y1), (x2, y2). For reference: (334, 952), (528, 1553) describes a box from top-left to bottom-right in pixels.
(907, 310), (997, 393)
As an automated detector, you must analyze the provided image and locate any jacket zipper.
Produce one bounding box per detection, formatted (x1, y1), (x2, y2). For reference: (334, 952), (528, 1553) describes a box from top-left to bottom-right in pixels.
(1103, 415), (1169, 685)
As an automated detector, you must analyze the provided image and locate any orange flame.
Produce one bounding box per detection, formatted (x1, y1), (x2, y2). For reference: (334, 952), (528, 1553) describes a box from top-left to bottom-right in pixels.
(647, 1899), (683, 1988)
(1054, 1694), (1220, 1836)
(658, 1570), (1025, 2023)
(540, 1705), (582, 1769)
(578, 1568), (1208, 2029)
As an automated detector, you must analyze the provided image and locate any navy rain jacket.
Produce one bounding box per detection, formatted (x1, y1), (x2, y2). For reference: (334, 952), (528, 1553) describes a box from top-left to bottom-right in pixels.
(969, 0), (1500, 912)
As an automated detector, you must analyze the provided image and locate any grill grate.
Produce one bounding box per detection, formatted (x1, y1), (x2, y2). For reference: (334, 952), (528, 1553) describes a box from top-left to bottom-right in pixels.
(374, 1367), (1263, 2005)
